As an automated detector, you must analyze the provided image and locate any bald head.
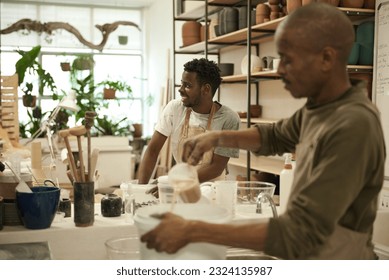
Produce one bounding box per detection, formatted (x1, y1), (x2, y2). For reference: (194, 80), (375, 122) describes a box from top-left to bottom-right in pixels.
(276, 3), (355, 64)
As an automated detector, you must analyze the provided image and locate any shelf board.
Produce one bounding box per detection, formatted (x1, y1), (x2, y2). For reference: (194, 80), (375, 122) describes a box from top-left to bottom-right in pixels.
(222, 70), (280, 82)
(347, 65), (373, 73)
(338, 7), (375, 21)
(221, 65), (373, 83)
(176, 41), (219, 53)
(229, 153), (284, 175)
(209, 0), (264, 5)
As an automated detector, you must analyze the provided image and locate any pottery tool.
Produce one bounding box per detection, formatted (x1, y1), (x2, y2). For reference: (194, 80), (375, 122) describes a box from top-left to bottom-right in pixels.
(85, 111), (97, 182)
(69, 125), (87, 182)
(90, 148), (100, 181)
(27, 165), (39, 185)
(66, 170), (74, 184)
(4, 161), (32, 193)
(58, 129), (79, 182)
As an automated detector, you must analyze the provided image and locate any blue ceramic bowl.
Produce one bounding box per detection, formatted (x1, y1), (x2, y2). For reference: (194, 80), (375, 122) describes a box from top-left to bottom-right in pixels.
(16, 186), (60, 229)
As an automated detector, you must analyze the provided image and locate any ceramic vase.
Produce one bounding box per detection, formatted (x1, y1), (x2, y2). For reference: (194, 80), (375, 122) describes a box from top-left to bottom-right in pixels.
(287, 0), (302, 14)
(182, 21), (201, 46)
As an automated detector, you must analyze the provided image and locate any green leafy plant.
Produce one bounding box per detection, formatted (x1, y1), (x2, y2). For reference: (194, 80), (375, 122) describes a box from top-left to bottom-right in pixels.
(94, 116), (131, 136)
(15, 45), (57, 106)
(97, 79), (133, 99)
(71, 74), (101, 123)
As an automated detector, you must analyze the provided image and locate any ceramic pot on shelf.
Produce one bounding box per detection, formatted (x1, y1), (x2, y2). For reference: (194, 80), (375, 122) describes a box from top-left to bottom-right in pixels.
(363, 0), (376, 9)
(340, 0), (364, 8)
(182, 21), (201, 46)
(223, 7), (238, 34)
(318, 0), (340, 6)
(287, 0), (302, 14)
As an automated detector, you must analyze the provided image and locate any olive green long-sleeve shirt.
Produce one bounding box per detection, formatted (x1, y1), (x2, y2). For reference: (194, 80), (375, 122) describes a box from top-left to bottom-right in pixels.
(255, 81), (386, 259)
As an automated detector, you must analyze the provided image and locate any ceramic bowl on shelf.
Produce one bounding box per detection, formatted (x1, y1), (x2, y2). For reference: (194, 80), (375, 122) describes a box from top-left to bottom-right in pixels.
(241, 55), (261, 75)
(237, 111), (247, 118)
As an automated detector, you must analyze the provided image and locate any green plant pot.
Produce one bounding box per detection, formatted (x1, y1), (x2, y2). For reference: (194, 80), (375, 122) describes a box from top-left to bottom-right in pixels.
(118, 36), (128, 45)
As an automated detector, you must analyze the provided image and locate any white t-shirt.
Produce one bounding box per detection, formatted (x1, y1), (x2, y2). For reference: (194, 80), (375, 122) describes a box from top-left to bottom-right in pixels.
(155, 99), (241, 162)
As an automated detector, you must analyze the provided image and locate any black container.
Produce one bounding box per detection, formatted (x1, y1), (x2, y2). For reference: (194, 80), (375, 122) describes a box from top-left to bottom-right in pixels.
(58, 198), (71, 218)
(101, 194), (122, 217)
(218, 63), (234, 76)
(73, 182), (94, 227)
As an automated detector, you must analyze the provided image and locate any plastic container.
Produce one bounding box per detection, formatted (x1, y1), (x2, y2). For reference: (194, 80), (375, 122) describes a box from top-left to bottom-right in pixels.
(168, 163), (201, 203)
(157, 175), (175, 204)
(279, 153), (294, 215)
(134, 204), (231, 259)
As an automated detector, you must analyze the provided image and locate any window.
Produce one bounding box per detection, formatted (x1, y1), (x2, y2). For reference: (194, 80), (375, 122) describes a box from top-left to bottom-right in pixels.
(0, 2), (145, 136)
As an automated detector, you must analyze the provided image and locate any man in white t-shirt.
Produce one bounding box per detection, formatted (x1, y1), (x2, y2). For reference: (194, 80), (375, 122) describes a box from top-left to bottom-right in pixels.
(137, 58), (240, 184)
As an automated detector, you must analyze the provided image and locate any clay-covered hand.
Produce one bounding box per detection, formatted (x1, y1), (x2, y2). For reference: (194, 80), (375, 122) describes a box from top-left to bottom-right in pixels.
(182, 131), (219, 165)
(140, 212), (192, 254)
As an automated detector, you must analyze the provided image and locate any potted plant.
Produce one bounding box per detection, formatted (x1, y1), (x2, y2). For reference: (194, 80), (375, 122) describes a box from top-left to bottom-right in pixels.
(60, 62), (71, 71)
(21, 83), (37, 107)
(19, 107), (49, 138)
(15, 45), (57, 107)
(94, 116), (131, 136)
(68, 74), (100, 123)
(97, 79), (133, 100)
(118, 35), (128, 45)
(72, 54), (94, 71)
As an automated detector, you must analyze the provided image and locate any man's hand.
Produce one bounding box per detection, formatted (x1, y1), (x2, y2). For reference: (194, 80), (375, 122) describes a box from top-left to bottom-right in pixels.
(182, 131), (219, 165)
(140, 212), (192, 254)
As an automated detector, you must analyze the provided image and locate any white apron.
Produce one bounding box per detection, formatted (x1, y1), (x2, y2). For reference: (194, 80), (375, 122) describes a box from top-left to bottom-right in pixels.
(177, 103), (225, 181)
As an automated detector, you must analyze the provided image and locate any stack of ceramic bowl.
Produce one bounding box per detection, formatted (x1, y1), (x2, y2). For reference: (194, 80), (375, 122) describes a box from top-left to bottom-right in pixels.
(217, 7), (238, 36)
(356, 21), (374, 65)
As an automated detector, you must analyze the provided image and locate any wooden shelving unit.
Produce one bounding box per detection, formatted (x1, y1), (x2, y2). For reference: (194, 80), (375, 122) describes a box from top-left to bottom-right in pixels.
(174, 1), (375, 176)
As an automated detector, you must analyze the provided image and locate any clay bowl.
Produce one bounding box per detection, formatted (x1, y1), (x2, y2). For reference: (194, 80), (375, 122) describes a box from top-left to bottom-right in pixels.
(237, 111), (247, 118)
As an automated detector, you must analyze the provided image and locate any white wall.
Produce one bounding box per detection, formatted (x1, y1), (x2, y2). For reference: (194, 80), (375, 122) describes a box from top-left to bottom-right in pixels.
(143, 0), (174, 137)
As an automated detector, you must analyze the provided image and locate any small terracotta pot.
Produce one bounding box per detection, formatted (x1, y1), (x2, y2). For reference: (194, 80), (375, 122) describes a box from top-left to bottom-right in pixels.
(60, 62), (71, 71)
(22, 95), (37, 108)
(103, 88), (116, 99)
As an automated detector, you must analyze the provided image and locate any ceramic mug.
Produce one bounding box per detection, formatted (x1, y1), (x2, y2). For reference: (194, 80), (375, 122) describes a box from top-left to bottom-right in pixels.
(272, 58), (281, 70)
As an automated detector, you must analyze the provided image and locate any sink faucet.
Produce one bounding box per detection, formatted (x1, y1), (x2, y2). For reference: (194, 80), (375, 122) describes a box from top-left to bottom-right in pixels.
(256, 193), (278, 218)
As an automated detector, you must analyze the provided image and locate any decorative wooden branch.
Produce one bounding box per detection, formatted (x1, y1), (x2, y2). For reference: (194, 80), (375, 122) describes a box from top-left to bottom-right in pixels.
(0, 18), (141, 51)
